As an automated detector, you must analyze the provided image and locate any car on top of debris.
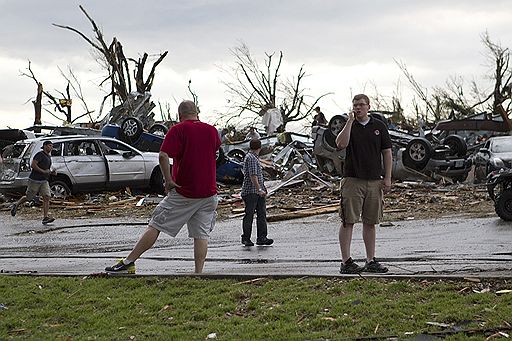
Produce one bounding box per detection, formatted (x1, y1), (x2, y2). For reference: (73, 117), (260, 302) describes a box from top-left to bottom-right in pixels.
(312, 112), (472, 181)
(101, 121), (164, 153)
(473, 136), (512, 181)
(0, 135), (166, 198)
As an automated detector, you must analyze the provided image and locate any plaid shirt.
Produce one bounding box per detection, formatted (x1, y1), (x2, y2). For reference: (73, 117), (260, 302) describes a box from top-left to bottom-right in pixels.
(241, 151), (266, 196)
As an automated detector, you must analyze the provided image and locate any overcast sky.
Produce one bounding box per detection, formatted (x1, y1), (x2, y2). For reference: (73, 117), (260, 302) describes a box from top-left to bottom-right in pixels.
(0, 0), (510, 131)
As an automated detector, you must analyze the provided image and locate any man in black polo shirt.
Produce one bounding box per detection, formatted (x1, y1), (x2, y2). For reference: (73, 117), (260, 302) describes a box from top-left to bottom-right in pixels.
(335, 94), (392, 273)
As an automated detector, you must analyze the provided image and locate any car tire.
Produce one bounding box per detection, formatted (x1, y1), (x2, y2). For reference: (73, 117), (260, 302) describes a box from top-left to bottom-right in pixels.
(403, 137), (433, 170)
(148, 123), (168, 136)
(495, 189), (512, 221)
(50, 180), (71, 199)
(324, 115), (347, 148)
(443, 135), (467, 157)
(227, 149), (246, 162)
(120, 117), (143, 143)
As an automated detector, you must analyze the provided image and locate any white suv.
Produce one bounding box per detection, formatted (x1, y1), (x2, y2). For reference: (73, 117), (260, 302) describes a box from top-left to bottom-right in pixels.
(0, 135), (166, 197)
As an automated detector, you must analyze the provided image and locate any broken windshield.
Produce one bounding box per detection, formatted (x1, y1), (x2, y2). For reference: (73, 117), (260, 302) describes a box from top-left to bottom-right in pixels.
(2, 143), (28, 159)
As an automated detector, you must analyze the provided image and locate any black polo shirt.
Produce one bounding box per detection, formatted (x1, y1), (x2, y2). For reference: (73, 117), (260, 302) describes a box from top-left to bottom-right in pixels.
(29, 151), (52, 181)
(343, 116), (392, 180)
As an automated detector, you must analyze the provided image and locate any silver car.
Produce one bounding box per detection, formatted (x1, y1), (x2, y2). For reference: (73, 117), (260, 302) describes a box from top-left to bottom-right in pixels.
(0, 135), (165, 198)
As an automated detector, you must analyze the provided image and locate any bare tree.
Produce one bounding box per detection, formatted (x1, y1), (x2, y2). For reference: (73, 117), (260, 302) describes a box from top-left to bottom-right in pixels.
(58, 66), (95, 123)
(21, 60), (91, 125)
(394, 59), (443, 123)
(53, 5), (168, 125)
(396, 32), (511, 126)
(188, 79), (199, 111)
(481, 31), (512, 113)
(221, 42), (331, 130)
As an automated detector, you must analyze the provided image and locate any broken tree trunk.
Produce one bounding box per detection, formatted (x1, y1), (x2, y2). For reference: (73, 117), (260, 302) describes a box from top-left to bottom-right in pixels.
(33, 82), (43, 132)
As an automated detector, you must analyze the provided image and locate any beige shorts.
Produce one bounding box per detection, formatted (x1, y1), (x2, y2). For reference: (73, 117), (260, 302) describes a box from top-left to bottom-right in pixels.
(26, 179), (51, 200)
(339, 177), (383, 225)
(149, 189), (218, 240)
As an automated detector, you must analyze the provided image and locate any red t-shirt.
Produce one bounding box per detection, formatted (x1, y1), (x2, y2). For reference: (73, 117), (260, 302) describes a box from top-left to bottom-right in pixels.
(160, 119), (221, 198)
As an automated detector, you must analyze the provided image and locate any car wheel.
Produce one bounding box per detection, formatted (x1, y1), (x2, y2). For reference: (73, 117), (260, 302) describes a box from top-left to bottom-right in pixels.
(227, 149), (246, 162)
(120, 117), (143, 143)
(328, 115), (347, 137)
(148, 123), (168, 136)
(403, 137), (433, 170)
(495, 189), (512, 221)
(443, 135), (467, 157)
(50, 180), (71, 199)
(324, 115), (347, 148)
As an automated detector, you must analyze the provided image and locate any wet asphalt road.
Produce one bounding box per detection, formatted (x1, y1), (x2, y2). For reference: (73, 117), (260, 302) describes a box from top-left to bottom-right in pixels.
(1, 212), (511, 278)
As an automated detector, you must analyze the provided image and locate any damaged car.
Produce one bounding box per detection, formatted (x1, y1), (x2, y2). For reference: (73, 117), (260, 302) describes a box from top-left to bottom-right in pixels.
(473, 136), (512, 181)
(312, 112), (472, 181)
(0, 136), (166, 198)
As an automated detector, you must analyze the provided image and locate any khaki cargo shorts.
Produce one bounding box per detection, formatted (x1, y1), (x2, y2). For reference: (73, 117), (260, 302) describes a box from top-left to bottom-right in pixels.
(26, 179), (51, 200)
(339, 177), (383, 225)
(149, 189), (218, 240)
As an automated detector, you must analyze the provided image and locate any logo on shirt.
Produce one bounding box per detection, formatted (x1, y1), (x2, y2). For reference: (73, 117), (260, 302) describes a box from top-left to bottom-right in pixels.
(374, 130), (380, 136)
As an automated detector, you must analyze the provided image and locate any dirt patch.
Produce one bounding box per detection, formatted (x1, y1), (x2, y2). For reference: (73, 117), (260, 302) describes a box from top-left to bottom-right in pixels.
(1, 181), (495, 222)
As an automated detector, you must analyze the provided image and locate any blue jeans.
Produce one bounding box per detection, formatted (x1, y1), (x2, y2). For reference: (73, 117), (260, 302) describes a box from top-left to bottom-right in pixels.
(241, 193), (267, 241)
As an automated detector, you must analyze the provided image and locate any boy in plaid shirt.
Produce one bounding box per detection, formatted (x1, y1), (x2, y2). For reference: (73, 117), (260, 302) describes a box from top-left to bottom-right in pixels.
(240, 139), (274, 246)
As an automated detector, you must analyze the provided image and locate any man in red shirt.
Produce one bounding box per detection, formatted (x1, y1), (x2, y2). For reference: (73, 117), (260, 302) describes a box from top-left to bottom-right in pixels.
(106, 100), (221, 274)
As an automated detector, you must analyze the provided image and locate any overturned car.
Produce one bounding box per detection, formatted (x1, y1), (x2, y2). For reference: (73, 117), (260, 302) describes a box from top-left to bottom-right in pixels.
(312, 112), (472, 181)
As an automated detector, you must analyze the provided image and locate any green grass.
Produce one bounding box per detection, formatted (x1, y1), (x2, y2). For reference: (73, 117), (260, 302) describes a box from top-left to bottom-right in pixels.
(0, 276), (510, 340)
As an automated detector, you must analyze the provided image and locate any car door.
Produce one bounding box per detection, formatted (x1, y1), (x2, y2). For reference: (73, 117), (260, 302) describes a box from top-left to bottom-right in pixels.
(63, 140), (107, 191)
(98, 139), (146, 189)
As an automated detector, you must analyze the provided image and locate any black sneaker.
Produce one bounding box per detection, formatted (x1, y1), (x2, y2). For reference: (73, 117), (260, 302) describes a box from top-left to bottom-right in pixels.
(363, 258), (389, 273)
(256, 238), (274, 246)
(105, 259), (136, 274)
(42, 216), (55, 225)
(241, 239), (254, 247)
(339, 257), (363, 274)
(10, 204), (17, 217)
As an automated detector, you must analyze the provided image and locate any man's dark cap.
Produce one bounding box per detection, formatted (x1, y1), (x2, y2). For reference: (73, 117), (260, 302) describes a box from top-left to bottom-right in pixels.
(42, 140), (53, 148)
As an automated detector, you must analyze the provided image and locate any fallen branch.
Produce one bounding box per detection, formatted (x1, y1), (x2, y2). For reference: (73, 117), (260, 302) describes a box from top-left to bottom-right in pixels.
(266, 203), (338, 222)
